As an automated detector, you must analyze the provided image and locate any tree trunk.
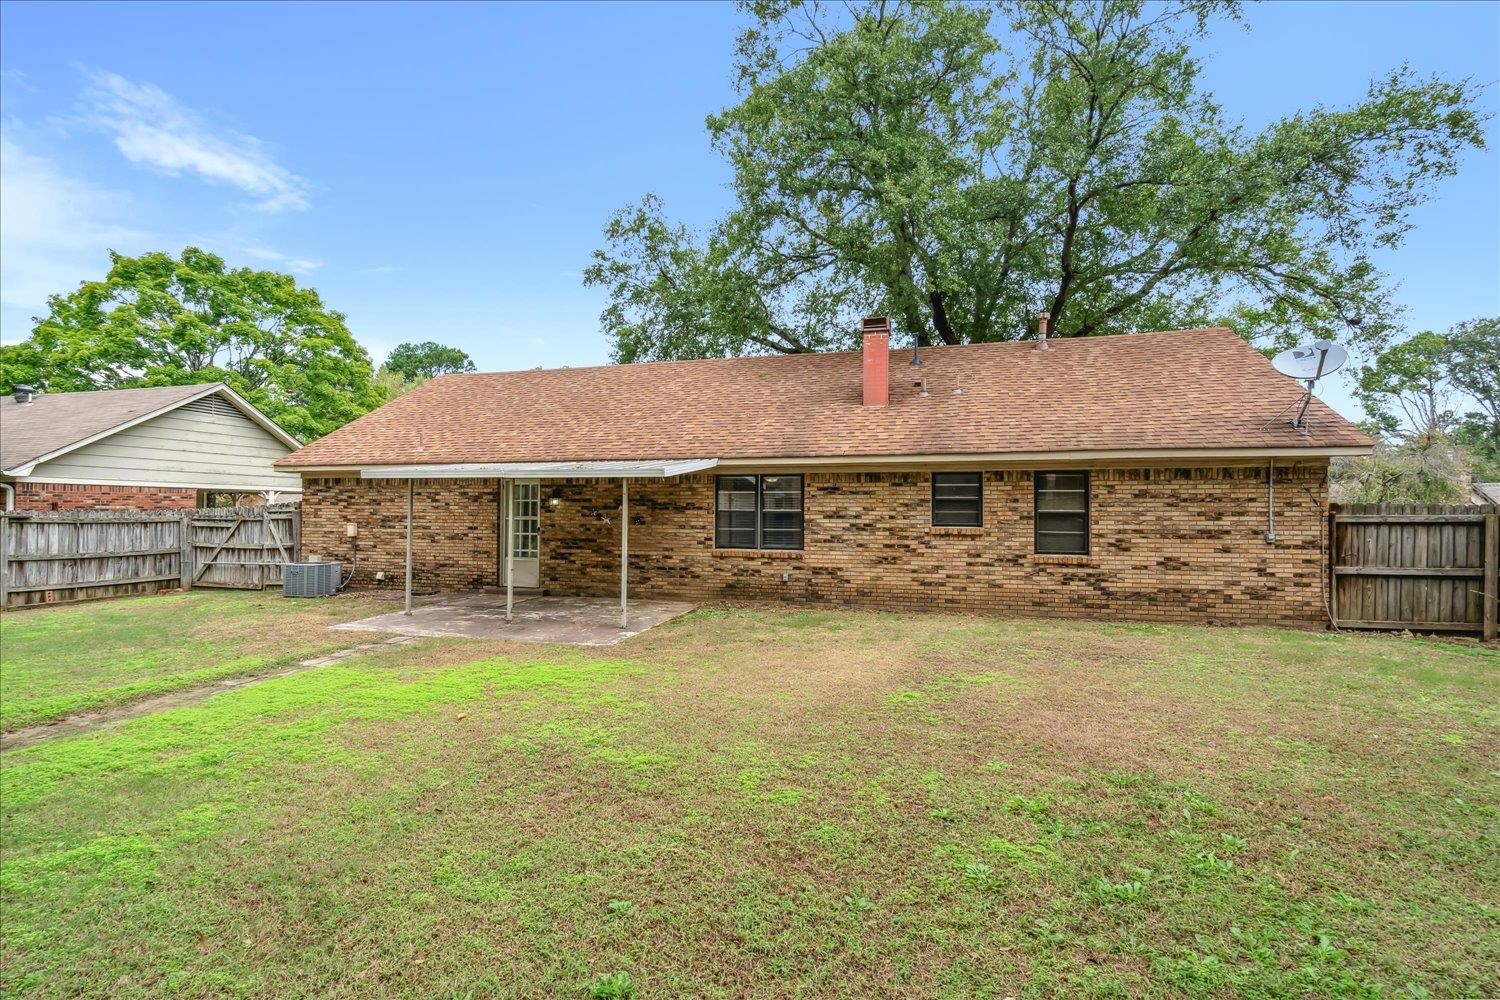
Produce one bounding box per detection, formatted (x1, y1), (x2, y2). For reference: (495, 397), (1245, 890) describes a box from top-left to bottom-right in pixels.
(929, 291), (958, 345)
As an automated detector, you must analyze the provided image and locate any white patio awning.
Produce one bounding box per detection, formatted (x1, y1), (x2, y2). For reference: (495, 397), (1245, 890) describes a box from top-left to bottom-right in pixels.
(361, 458), (719, 480)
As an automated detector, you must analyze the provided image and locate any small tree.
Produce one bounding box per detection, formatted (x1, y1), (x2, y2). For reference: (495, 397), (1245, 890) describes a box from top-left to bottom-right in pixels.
(1331, 440), (1470, 504)
(383, 341), (476, 381)
(1337, 320), (1497, 501)
(373, 365), (415, 400)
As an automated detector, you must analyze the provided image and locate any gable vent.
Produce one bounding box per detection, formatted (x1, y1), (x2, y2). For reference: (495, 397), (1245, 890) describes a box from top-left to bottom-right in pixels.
(182, 395), (239, 419)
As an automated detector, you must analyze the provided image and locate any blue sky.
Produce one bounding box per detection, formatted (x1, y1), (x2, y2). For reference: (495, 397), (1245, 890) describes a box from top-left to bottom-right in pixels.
(1, 0), (1496, 419)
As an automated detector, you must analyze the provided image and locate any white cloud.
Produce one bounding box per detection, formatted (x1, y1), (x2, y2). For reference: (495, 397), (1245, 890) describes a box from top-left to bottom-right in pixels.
(242, 246), (323, 274)
(0, 131), (147, 328)
(362, 265), (399, 274)
(80, 70), (310, 213)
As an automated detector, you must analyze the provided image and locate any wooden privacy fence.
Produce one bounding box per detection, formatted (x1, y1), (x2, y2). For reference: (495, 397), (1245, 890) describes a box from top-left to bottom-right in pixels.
(0, 504), (300, 609)
(1330, 503), (1498, 639)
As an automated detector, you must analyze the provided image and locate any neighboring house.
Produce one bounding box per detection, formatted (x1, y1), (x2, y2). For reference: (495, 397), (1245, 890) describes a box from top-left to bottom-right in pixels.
(1472, 482), (1500, 506)
(1, 383), (302, 512)
(276, 321), (1374, 627)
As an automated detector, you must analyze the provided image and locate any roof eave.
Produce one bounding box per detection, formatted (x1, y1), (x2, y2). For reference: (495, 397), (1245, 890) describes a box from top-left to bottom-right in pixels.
(281, 444), (1373, 476)
(8, 384), (300, 472)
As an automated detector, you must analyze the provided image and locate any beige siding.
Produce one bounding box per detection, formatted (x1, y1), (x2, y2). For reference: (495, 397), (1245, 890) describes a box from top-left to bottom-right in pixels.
(30, 400), (301, 492)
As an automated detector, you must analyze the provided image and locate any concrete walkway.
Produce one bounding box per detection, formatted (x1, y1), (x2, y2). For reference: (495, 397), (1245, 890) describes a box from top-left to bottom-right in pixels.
(331, 593), (696, 646)
(1, 635), (422, 752)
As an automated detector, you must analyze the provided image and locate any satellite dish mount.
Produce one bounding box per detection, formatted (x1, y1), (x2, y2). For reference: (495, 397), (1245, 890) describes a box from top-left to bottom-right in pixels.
(1270, 340), (1348, 430)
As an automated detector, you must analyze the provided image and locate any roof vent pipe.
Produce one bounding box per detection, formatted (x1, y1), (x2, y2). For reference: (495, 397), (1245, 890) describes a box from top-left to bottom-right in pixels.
(11, 385), (35, 405)
(861, 316), (890, 407)
(1035, 311), (1050, 349)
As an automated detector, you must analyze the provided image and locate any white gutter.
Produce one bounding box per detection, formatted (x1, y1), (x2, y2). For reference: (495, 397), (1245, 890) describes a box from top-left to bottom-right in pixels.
(360, 459), (720, 479)
(287, 446), (1370, 479)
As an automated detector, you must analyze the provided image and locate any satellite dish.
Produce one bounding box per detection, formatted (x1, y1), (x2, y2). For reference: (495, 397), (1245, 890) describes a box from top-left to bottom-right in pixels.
(1271, 341), (1347, 382)
(1270, 340), (1347, 430)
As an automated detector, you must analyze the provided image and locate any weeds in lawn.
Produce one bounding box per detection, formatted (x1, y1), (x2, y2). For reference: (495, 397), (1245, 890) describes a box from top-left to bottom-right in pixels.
(588, 971), (635, 999)
(1088, 876), (1148, 903)
(1, 604), (1494, 998)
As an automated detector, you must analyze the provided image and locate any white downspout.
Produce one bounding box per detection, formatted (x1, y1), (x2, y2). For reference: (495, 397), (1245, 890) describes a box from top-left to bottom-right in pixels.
(0, 482), (12, 511)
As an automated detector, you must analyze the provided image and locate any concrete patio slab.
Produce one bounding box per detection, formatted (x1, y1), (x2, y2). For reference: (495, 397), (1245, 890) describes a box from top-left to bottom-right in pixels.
(330, 593), (696, 646)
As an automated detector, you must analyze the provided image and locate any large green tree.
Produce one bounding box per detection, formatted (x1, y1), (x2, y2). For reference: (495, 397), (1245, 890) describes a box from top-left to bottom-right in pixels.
(1336, 318), (1499, 501)
(1445, 316), (1500, 483)
(0, 248), (383, 440)
(587, 0), (1485, 362)
(1443, 317), (1498, 436)
(1354, 331), (1458, 446)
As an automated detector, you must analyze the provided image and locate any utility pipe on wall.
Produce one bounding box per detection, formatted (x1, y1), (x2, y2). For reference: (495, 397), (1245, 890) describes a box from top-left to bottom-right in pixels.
(1265, 459), (1277, 545)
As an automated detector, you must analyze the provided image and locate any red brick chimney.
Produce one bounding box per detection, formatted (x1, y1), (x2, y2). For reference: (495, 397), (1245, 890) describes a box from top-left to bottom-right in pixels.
(861, 316), (890, 407)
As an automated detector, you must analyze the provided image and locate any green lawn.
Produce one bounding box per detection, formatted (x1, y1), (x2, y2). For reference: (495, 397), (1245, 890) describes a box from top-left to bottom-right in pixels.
(1, 596), (1496, 998)
(0, 592), (400, 731)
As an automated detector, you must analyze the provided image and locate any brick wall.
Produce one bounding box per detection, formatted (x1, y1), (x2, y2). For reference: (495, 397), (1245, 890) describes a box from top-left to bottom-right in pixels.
(300, 477), (499, 592)
(299, 463), (1331, 627)
(10, 481), (199, 512)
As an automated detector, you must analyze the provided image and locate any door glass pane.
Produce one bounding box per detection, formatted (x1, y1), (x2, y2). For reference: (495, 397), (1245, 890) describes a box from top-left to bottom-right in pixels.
(512, 482), (539, 558)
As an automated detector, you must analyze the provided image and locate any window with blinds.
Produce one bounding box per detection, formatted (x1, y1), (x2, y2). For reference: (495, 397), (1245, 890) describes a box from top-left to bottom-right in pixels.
(931, 472), (983, 527)
(715, 475), (803, 550)
(1034, 471), (1090, 554)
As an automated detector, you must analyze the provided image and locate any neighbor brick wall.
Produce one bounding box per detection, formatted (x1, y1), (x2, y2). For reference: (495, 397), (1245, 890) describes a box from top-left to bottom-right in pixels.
(299, 464), (1331, 627)
(10, 482), (199, 512)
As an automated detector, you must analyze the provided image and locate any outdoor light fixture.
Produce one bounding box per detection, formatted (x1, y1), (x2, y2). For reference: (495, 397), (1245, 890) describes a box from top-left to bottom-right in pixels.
(548, 487), (563, 507)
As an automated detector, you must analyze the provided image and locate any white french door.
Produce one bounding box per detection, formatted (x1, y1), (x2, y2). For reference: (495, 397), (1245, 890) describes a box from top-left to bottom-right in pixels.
(504, 479), (540, 588)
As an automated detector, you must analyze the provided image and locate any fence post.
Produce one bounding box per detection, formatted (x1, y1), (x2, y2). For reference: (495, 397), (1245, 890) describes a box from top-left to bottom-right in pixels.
(1485, 507), (1498, 642)
(178, 511), (194, 592)
(1327, 506), (1339, 629)
(259, 508), (269, 591)
(0, 515), (9, 610)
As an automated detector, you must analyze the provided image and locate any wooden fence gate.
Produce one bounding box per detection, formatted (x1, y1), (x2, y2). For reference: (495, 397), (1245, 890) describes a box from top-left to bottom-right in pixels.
(0, 504), (301, 609)
(190, 507), (300, 590)
(1330, 503), (1498, 639)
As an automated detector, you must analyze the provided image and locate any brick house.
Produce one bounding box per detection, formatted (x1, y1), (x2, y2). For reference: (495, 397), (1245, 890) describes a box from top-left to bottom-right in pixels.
(278, 322), (1372, 627)
(1, 383), (302, 512)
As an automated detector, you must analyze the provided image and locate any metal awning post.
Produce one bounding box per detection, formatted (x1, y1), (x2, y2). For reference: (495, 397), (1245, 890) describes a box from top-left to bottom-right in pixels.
(404, 477), (413, 615)
(504, 477), (514, 623)
(620, 478), (629, 629)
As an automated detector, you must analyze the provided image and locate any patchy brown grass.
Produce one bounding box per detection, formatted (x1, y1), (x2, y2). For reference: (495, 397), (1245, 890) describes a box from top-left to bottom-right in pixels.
(2, 605), (1496, 998)
(0, 591), (402, 731)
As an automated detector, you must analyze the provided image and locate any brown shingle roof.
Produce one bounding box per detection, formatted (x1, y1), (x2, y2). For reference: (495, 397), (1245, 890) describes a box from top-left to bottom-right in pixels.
(277, 328), (1371, 469)
(1, 384), (215, 472)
